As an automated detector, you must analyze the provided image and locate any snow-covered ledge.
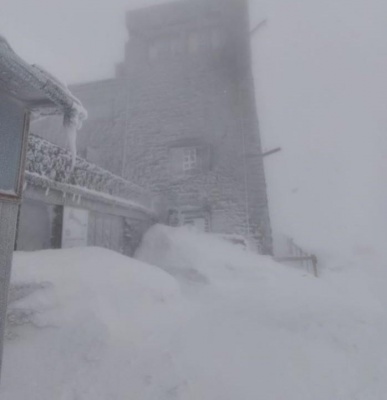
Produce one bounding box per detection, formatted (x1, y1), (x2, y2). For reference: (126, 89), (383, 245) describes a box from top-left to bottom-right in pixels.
(25, 134), (158, 215)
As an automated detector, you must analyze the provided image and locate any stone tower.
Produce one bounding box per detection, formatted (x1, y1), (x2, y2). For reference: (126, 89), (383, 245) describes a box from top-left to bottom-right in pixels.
(116, 0), (272, 253)
(37, 0), (273, 253)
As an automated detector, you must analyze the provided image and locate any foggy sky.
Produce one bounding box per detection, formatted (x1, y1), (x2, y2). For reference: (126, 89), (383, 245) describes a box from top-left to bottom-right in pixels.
(1, 0), (386, 259)
(250, 0), (387, 258)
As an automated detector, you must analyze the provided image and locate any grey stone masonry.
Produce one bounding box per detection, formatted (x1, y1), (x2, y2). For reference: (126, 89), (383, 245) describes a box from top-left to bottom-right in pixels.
(119, 0), (272, 253)
(39, 0), (273, 254)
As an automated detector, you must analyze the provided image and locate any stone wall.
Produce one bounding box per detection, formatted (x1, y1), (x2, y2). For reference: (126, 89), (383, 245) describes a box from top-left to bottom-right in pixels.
(119, 0), (272, 253)
(38, 0), (273, 254)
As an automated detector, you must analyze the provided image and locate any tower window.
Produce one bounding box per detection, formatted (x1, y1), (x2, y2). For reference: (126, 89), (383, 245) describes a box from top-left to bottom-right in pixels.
(168, 140), (212, 179)
(169, 145), (202, 178)
(183, 147), (198, 172)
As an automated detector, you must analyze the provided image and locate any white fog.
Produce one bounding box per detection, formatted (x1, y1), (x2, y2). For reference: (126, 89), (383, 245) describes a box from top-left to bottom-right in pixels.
(0, 0), (386, 398)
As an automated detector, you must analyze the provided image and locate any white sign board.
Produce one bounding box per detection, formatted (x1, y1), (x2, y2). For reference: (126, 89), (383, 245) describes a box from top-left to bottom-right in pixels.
(62, 207), (89, 248)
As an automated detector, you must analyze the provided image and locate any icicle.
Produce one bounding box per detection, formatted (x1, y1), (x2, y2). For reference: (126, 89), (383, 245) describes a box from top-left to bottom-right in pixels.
(22, 181), (27, 192)
(63, 116), (78, 169)
(62, 192), (66, 199)
(45, 187), (50, 196)
(72, 193), (76, 201)
(63, 104), (87, 170)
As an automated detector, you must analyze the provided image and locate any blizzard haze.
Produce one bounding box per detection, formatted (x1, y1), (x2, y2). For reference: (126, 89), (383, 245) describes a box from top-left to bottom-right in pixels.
(1, 1), (387, 398)
(1, 0), (386, 258)
(3, 227), (387, 399)
(250, 0), (387, 258)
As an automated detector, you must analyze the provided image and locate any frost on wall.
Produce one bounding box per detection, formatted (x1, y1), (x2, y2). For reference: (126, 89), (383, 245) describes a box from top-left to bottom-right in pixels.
(26, 134), (153, 208)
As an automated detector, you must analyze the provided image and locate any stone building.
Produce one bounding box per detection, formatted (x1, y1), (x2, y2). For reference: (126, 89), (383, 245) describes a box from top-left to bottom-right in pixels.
(35, 0), (273, 254)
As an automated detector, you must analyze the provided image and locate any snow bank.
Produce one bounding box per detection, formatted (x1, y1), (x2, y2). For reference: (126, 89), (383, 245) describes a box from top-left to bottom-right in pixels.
(2, 227), (387, 399)
(136, 224), (305, 285)
(2, 247), (183, 400)
(138, 226), (387, 399)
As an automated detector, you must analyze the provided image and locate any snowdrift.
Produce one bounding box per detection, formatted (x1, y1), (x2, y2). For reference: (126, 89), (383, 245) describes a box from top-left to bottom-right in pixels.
(2, 247), (183, 400)
(2, 225), (387, 399)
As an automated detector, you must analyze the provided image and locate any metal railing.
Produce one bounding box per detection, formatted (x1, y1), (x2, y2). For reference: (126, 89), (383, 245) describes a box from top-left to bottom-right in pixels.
(274, 238), (318, 277)
(26, 134), (155, 210)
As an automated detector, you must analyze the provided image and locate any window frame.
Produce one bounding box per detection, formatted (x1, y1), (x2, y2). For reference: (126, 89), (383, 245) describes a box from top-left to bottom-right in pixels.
(182, 147), (198, 173)
(168, 138), (212, 180)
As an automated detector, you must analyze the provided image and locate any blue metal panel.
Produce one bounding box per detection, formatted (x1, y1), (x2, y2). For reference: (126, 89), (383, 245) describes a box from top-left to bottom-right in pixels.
(0, 93), (26, 197)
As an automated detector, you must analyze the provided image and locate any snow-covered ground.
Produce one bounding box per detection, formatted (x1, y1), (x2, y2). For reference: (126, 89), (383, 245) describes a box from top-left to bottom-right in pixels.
(2, 225), (387, 399)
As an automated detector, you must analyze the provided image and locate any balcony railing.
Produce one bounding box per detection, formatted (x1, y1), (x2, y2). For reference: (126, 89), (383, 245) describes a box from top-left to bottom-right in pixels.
(26, 133), (155, 211)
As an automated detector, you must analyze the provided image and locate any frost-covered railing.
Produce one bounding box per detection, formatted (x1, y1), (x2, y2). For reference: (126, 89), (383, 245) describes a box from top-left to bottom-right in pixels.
(274, 238), (318, 277)
(25, 134), (155, 211)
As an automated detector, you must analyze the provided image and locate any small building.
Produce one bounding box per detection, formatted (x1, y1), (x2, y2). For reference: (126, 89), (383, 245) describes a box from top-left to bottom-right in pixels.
(0, 35), (86, 379)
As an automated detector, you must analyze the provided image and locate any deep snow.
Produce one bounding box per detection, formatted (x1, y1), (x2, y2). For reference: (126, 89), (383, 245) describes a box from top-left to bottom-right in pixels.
(1, 225), (387, 399)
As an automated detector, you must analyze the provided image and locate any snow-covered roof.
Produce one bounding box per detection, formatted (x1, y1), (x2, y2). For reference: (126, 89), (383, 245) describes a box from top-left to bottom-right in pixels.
(0, 35), (86, 119)
(0, 35), (87, 163)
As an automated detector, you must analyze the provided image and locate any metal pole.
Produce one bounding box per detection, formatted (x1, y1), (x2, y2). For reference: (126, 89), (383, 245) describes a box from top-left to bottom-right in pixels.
(262, 147), (282, 158)
(250, 19), (267, 37)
